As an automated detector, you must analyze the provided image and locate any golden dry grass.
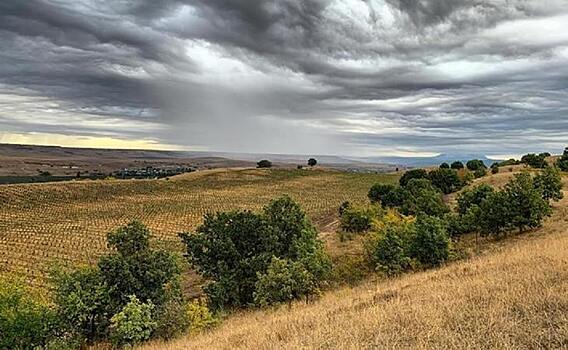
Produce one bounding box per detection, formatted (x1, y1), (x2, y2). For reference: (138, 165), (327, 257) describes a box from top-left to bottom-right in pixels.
(0, 168), (397, 286)
(139, 183), (568, 350)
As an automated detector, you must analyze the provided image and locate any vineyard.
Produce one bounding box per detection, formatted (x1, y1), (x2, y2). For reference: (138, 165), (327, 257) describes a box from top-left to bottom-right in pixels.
(0, 168), (398, 287)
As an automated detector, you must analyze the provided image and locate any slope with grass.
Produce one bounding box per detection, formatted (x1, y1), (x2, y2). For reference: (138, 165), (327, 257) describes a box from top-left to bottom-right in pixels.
(0, 168), (397, 286)
(138, 172), (568, 350)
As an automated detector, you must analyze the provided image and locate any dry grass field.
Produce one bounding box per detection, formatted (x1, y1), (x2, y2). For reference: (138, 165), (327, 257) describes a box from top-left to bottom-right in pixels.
(139, 189), (568, 350)
(0, 168), (397, 286)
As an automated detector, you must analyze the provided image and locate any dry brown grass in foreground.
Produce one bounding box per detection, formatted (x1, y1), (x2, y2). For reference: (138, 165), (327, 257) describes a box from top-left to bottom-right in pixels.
(140, 226), (568, 350)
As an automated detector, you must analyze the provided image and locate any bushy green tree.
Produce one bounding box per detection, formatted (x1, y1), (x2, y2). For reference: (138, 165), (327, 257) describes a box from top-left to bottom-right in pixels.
(473, 167), (487, 178)
(428, 168), (464, 194)
(257, 160), (272, 168)
(254, 257), (315, 306)
(0, 276), (57, 350)
(451, 161), (464, 170)
(400, 179), (449, 217)
(180, 196), (330, 310)
(535, 166), (564, 202)
(98, 221), (181, 313)
(439, 162), (450, 169)
(477, 191), (511, 235)
(399, 169), (429, 187)
(368, 226), (412, 276)
(521, 153), (547, 169)
(466, 159), (486, 171)
(109, 295), (156, 348)
(457, 183), (495, 215)
(307, 158), (317, 167)
(338, 201), (351, 216)
(340, 206), (374, 233)
(408, 215), (450, 267)
(51, 266), (111, 344)
(504, 173), (552, 232)
(367, 183), (404, 208)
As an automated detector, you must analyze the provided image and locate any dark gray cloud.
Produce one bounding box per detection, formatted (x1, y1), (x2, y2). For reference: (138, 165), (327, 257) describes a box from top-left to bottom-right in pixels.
(1, 0), (568, 157)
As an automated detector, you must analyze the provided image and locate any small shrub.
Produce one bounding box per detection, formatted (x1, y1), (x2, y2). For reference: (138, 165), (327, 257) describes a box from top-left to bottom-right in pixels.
(185, 298), (217, 333)
(473, 167), (487, 178)
(329, 255), (370, 286)
(491, 166), (499, 174)
(109, 295), (156, 348)
(340, 206), (376, 233)
(254, 257), (316, 307)
(451, 161), (464, 170)
(338, 201), (351, 216)
(466, 159), (486, 171)
(439, 162), (450, 169)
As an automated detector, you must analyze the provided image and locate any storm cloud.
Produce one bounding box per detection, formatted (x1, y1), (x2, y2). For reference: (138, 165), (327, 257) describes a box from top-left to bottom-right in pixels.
(1, 0), (568, 157)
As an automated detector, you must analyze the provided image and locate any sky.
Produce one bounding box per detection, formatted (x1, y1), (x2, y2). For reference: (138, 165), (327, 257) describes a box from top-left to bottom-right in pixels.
(1, 0), (568, 158)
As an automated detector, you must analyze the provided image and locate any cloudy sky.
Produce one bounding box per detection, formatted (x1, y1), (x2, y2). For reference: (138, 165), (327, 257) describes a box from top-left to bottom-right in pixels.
(1, 0), (568, 158)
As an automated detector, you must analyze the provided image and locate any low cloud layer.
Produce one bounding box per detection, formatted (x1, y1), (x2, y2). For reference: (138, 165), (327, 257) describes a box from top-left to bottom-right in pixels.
(1, 0), (568, 157)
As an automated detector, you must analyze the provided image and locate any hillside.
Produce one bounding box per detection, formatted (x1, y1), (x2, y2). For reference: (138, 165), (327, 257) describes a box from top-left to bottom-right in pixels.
(0, 168), (398, 288)
(140, 190), (568, 349)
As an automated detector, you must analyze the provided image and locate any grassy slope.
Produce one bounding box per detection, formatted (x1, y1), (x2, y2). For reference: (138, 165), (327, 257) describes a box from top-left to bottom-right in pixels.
(139, 171), (568, 350)
(0, 168), (397, 286)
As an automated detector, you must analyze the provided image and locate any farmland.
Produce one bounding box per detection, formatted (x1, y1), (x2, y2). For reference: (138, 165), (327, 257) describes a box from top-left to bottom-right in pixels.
(0, 168), (398, 286)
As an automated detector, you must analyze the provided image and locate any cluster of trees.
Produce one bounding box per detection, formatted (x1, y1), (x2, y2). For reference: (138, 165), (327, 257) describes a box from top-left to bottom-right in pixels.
(1, 222), (216, 349)
(449, 167), (562, 236)
(179, 196), (331, 310)
(521, 152), (550, 169)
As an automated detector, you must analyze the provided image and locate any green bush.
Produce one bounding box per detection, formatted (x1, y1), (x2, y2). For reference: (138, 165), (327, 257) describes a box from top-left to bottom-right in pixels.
(557, 147), (568, 171)
(491, 166), (499, 174)
(399, 169), (429, 187)
(473, 167), (487, 178)
(466, 159), (486, 171)
(408, 216), (450, 267)
(368, 225), (412, 276)
(457, 184), (494, 215)
(367, 183), (404, 208)
(0, 276), (57, 350)
(338, 201), (351, 216)
(400, 179), (449, 217)
(185, 298), (217, 333)
(450, 161), (464, 170)
(505, 172), (552, 232)
(254, 257), (315, 307)
(51, 266), (111, 344)
(477, 191), (511, 235)
(99, 221), (181, 313)
(439, 162), (450, 169)
(428, 168), (464, 194)
(340, 206), (375, 233)
(521, 153), (547, 168)
(109, 295), (156, 348)
(534, 166), (564, 201)
(257, 160), (272, 168)
(180, 196), (330, 310)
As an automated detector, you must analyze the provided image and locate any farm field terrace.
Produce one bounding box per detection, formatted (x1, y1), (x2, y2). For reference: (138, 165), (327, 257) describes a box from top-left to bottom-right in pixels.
(0, 168), (398, 286)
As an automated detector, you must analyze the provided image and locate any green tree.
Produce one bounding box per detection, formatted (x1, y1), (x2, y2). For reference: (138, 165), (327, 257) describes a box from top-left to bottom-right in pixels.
(428, 168), (464, 194)
(51, 266), (111, 344)
(109, 295), (156, 348)
(340, 206), (375, 233)
(307, 158), (317, 167)
(98, 221), (181, 314)
(521, 153), (547, 169)
(451, 161), (464, 170)
(400, 179), (449, 217)
(368, 225), (412, 276)
(457, 183), (495, 215)
(399, 169), (429, 187)
(534, 166), (564, 201)
(408, 215), (450, 267)
(473, 167), (487, 178)
(504, 173), (552, 232)
(439, 162), (450, 169)
(477, 191), (511, 235)
(367, 183), (404, 208)
(0, 276), (57, 350)
(180, 196), (330, 310)
(257, 160), (272, 168)
(466, 159), (486, 171)
(253, 257), (315, 307)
